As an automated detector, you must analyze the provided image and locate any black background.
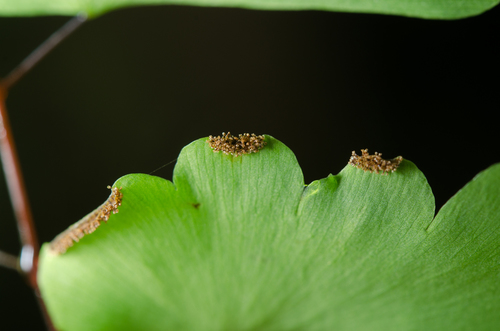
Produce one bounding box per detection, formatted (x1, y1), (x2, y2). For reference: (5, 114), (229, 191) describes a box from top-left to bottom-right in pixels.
(1, 4), (499, 330)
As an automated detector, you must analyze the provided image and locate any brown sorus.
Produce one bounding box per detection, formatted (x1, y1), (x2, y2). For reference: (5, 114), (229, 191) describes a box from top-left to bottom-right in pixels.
(49, 186), (123, 255)
(207, 132), (266, 157)
(349, 149), (403, 174)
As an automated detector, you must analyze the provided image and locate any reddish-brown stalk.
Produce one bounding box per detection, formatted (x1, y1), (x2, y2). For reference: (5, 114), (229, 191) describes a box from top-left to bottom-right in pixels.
(0, 84), (56, 331)
(0, 13), (87, 331)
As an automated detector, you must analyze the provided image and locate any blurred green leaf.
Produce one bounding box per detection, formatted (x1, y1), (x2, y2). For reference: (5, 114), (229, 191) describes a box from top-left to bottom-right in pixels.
(38, 136), (500, 330)
(0, 0), (499, 19)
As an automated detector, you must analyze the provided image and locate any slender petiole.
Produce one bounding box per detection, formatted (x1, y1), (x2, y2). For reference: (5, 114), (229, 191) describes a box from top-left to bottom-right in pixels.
(0, 86), (38, 285)
(0, 250), (19, 271)
(0, 13), (89, 331)
(1, 12), (87, 90)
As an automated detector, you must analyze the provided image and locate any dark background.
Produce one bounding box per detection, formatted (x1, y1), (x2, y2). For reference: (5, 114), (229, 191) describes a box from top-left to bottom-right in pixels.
(1, 4), (499, 330)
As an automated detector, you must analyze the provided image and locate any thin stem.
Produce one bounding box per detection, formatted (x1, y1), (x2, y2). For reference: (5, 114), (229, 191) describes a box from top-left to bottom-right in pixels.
(1, 71), (58, 331)
(0, 87), (38, 286)
(0, 250), (19, 271)
(0, 14), (88, 331)
(1, 12), (87, 90)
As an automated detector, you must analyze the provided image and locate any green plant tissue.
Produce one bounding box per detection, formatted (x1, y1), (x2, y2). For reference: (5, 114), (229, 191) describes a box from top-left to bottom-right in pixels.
(1, 0), (499, 19)
(38, 136), (500, 331)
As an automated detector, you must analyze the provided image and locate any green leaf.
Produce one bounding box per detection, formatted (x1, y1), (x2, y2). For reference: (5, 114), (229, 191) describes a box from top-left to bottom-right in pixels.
(1, 0), (499, 19)
(38, 136), (500, 331)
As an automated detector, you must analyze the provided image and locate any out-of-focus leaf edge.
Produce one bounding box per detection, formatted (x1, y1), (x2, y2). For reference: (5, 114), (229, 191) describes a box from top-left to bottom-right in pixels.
(0, 0), (499, 19)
